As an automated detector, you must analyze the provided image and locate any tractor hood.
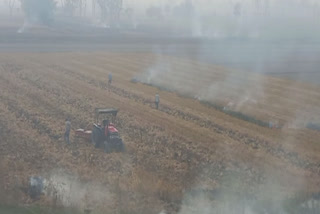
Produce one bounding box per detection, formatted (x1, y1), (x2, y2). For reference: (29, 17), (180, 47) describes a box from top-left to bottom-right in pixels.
(108, 124), (118, 133)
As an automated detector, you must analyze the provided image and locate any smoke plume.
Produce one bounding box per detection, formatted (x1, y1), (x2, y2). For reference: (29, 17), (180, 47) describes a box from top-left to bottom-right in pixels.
(20, 0), (57, 25)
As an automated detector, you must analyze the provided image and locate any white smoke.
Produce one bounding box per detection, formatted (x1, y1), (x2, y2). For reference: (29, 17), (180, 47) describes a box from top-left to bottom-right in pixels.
(178, 195), (255, 214)
(134, 48), (173, 90)
(135, 48), (266, 117)
(44, 172), (112, 210)
(17, 21), (30, 34)
(171, 174), (317, 214)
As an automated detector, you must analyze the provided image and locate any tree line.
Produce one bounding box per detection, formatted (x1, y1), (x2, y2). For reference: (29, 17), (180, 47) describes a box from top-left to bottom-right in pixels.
(5, 0), (123, 26)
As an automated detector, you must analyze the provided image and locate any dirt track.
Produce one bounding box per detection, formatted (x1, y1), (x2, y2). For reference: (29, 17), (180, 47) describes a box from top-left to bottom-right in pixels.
(1, 51), (320, 212)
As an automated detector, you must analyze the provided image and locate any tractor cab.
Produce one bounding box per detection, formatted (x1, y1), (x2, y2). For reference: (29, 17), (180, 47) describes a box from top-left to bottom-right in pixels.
(95, 108), (120, 137)
(92, 108), (124, 153)
(94, 108), (118, 127)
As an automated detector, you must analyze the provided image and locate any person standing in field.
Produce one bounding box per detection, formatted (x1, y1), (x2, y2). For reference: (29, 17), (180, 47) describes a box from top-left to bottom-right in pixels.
(103, 119), (110, 142)
(155, 93), (160, 109)
(64, 118), (71, 144)
(108, 73), (113, 86)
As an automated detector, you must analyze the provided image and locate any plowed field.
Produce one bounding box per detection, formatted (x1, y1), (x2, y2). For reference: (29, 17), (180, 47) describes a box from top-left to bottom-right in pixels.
(1, 51), (320, 213)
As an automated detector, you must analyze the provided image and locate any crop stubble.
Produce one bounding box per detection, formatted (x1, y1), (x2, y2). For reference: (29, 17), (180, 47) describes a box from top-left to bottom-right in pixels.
(1, 52), (320, 211)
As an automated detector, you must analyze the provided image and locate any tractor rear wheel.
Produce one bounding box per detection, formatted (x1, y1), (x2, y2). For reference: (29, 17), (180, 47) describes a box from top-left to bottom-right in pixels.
(117, 140), (125, 152)
(92, 129), (100, 148)
(104, 141), (112, 153)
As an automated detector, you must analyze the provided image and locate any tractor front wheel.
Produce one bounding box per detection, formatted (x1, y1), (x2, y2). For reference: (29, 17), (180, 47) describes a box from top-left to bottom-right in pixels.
(92, 129), (100, 148)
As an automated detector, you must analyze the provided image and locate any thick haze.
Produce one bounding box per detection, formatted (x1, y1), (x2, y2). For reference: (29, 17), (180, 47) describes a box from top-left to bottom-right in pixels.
(1, 0), (319, 35)
(0, 1), (320, 214)
(125, 0), (319, 40)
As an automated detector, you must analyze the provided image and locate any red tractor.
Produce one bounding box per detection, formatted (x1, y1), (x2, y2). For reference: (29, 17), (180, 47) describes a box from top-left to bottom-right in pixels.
(75, 108), (125, 153)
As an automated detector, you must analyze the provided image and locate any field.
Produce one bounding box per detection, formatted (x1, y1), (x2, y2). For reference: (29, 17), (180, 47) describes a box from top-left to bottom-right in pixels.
(1, 19), (320, 214)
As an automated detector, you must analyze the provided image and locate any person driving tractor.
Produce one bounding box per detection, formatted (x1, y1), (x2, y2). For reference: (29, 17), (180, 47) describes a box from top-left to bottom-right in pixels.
(103, 119), (110, 141)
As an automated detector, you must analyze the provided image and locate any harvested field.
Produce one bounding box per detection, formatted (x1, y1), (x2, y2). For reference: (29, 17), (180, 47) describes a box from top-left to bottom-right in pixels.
(133, 53), (320, 127)
(1, 50), (320, 213)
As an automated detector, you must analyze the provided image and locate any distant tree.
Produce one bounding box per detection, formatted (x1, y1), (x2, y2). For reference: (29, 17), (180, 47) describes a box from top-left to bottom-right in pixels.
(123, 7), (133, 19)
(146, 6), (163, 19)
(263, 0), (269, 15)
(62, 0), (87, 16)
(233, 2), (242, 17)
(172, 0), (195, 17)
(61, 0), (86, 16)
(80, 0), (87, 16)
(5, 0), (16, 16)
(164, 4), (171, 16)
(62, 0), (79, 15)
(77, 0), (86, 16)
(254, 0), (261, 10)
(314, 3), (320, 17)
(20, 0), (57, 25)
(92, 0), (96, 15)
(96, 0), (123, 27)
(253, 0), (269, 15)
